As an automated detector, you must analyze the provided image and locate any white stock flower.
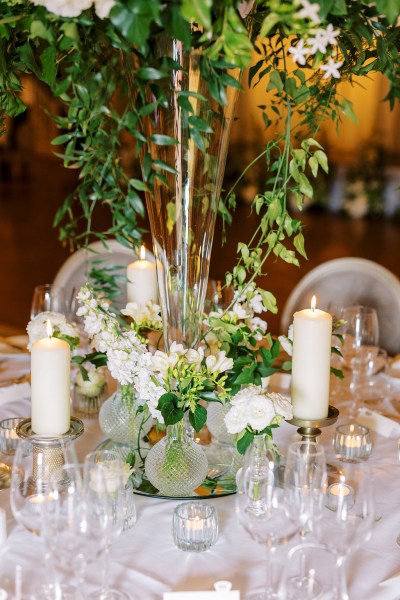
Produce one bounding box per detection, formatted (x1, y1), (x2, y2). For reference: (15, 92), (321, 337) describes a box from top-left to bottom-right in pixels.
(27, 311), (79, 349)
(202, 332), (221, 356)
(248, 317), (267, 341)
(94, 0), (115, 19)
(206, 351), (233, 374)
(31, 0), (92, 17)
(121, 301), (162, 328)
(152, 351), (171, 378)
(320, 58), (343, 79)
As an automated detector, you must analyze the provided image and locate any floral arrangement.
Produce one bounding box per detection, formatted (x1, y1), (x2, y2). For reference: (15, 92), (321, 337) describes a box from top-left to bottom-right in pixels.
(224, 384), (293, 454)
(76, 285), (234, 432)
(27, 311), (80, 350)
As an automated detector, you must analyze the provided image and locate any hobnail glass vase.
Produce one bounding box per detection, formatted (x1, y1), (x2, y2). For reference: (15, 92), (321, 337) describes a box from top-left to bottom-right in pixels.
(144, 421), (208, 497)
(99, 385), (152, 448)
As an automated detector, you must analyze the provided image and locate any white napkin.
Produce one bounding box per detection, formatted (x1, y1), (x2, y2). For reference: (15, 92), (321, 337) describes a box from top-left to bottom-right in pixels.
(356, 407), (400, 438)
(0, 382), (31, 406)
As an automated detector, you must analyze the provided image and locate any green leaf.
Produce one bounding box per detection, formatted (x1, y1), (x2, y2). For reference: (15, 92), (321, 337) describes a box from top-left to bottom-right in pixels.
(158, 393), (184, 425)
(293, 232), (308, 259)
(181, 0), (212, 29)
(150, 134), (178, 146)
(375, 0), (399, 24)
(236, 430), (253, 455)
(30, 20), (53, 43)
(260, 290), (278, 314)
(189, 404), (207, 432)
(341, 98), (359, 124)
(298, 173), (314, 198)
(314, 150), (329, 174)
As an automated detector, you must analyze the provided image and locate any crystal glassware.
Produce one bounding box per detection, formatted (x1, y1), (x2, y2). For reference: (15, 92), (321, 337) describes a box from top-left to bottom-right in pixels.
(173, 501), (218, 552)
(236, 449), (299, 599)
(0, 417), (23, 490)
(83, 449), (130, 600)
(284, 441), (327, 539)
(30, 284), (68, 319)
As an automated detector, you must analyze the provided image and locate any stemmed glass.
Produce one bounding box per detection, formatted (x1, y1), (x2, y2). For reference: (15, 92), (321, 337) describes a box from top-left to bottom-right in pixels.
(317, 461), (375, 600)
(83, 449), (130, 600)
(42, 462), (106, 599)
(284, 441), (327, 540)
(236, 451), (300, 599)
(340, 305), (380, 414)
(30, 283), (68, 319)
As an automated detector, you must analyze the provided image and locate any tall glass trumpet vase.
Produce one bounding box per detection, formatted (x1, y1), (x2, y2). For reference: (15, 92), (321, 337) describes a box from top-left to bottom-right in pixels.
(130, 33), (243, 350)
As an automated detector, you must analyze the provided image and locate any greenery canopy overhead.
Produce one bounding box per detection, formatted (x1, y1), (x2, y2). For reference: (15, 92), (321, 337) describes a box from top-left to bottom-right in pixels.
(0, 0), (399, 295)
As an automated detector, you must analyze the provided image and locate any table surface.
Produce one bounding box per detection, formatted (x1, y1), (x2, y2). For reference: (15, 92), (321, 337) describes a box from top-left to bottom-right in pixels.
(1, 355), (400, 600)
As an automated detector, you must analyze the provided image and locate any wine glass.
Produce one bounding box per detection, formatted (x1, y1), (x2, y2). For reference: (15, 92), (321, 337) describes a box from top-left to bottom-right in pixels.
(236, 451), (300, 599)
(30, 284), (68, 319)
(340, 305), (380, 413)
(42, 462), (106, 600)
(10, 437), (78, 598)
(83, 449), (130, 600)
(284, 441), (327, 540)
(316, 461), (375, 600)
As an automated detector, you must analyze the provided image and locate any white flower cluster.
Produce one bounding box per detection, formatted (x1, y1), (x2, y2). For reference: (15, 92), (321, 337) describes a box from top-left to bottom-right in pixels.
(224, 384), (293, 435)
(31, 0), (115, 19)
(121, 301), (162, 329)
(278, 324), (294, 357)
(27, 311), (80, 350)
(77, 285), (152, 387)
(75, 364), (107, 398)
(289, 0), (342, 79)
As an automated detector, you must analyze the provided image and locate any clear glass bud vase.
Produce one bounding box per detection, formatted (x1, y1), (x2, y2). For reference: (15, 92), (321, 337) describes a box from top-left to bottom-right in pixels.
(144, 420), (208, 497)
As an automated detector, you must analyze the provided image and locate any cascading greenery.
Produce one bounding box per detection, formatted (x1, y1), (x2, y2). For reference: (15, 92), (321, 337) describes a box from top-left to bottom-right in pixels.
(0, 0), (399, 300)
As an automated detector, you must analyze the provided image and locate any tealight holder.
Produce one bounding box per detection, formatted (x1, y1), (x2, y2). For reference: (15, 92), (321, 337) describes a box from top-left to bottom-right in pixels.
(16, 417), (84, 495)
(325, 482), (355, 511)
(0, 417), (23, 455)
(334, 423), (372, 462)
(173, 501), (218, 552)
(287, 405), (340, 443)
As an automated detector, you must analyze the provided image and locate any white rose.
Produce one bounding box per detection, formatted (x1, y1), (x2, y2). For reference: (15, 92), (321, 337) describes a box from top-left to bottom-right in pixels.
(224, 403), (248, 434)
(206, 351), (233, 374)
(75, 367), (106, 398)
(270, 392), (293, 420)
(31, 0), (92, 17)
(246, 395), (275, 431)
(94, 0), (115, 19)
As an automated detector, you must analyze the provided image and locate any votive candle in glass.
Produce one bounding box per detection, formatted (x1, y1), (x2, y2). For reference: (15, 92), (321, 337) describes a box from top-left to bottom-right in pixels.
(173, 501), (218, 552)
(334, 423), (372, 462)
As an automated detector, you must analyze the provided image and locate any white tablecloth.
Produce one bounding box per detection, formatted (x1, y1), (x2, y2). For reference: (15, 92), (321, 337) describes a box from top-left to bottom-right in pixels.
(1, 357), (400, 599)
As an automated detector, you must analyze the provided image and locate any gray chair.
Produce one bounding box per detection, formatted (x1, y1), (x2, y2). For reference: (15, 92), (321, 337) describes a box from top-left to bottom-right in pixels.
(280, 257), (400, 356)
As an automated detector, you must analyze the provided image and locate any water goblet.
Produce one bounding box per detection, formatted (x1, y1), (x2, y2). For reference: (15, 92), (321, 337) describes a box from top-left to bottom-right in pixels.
(317, 461), (375, 600)
(236, 451), (299, 599)
(284, 441), (327, 540)
(83, 449), (130, 600)
(30, 284), (68, 319)
(340, 305), (380, 414)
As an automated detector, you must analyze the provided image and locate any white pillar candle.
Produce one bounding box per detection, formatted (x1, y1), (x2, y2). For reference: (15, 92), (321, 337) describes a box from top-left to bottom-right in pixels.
(291, 296), (332, 420)
(126, 245), (158, 305)
(31, 321), (70, 436)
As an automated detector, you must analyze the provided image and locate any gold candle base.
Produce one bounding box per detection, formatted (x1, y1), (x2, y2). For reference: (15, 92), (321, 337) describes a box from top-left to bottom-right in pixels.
(16, 417), (84, 495)
(287, 405), (339, 443)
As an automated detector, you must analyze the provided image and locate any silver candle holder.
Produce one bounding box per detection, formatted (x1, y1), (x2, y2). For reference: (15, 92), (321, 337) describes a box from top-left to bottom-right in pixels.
(16, 417), (84, 495)
(287, 405), (339, 443)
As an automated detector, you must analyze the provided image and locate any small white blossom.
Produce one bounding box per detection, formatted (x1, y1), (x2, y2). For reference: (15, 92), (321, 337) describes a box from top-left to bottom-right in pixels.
(320, 58), (343, 79)
(121, 301), (162, 328)
(288, 39), (309, 65)
(248, 317), (268, 341)
(185, 348), (204, 371)
(297, 0), (321, 24)
(75, 366), (107, 398)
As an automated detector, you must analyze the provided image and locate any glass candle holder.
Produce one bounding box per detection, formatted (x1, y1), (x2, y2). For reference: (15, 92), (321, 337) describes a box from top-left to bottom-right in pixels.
(173, 501), (218, 552)
(334, 423), (372, 462)
(0, 418), (23, 455)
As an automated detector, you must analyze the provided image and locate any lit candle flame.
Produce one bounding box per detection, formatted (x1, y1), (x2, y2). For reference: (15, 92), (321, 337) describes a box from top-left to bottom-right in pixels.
(311, 295), (317, 312)
(140, 245), (146, 261)
(46, 320), (53, 339)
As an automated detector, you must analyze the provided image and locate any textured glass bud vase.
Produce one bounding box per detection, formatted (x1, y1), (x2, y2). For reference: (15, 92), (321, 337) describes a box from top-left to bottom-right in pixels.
(145, 421), (208, 497)
(99, 385), (152, 459)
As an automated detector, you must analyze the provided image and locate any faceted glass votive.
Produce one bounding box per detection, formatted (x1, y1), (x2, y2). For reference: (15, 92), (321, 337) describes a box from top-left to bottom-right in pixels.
(173, 501), (218, 552)
(0, 418), (23, 455)
(334, 423), (372, 462)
